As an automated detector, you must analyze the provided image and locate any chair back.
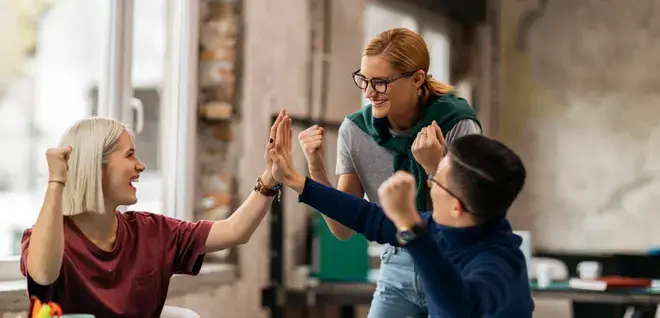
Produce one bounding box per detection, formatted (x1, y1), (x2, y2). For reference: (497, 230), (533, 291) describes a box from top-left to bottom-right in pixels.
(160, 306), (200, 318)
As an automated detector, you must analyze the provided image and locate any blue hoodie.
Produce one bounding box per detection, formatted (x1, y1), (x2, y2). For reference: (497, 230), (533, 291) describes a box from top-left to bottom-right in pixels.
(299, 178), (534, 318)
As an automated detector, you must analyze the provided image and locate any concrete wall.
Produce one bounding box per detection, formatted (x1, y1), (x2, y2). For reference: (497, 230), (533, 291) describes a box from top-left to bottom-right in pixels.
(500, 0), (660, 253)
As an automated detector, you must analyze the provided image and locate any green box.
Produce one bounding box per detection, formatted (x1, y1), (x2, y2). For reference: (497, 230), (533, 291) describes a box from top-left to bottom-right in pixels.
(310, 211), (369, 282)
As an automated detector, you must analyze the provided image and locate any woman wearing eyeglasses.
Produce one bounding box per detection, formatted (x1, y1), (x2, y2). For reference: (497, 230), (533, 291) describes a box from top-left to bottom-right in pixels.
(297, 28), (482, 318)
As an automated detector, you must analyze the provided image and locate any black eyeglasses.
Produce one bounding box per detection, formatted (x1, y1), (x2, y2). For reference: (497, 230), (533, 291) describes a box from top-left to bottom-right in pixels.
(427, 170), (470, 212)
(351, 69), (415, 94)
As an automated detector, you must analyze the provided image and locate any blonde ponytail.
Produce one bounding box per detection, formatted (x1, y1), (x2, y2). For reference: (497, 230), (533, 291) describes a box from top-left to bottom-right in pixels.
(421, 75), (454, 104)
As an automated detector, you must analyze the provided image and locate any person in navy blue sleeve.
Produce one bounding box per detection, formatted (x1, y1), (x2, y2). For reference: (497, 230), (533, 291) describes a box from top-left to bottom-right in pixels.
(268, 115), (534, 318)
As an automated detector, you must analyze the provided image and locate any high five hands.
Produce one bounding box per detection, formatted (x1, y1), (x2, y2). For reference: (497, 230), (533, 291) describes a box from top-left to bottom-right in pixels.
(268, 111), (307, 193)
(261, 109), (288, 188)
(268, 111), (430, 228)
(269, 112), (294, 183)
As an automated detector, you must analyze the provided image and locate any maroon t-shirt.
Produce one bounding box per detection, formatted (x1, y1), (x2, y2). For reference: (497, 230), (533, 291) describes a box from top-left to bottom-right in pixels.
(20, 211), (213, 318)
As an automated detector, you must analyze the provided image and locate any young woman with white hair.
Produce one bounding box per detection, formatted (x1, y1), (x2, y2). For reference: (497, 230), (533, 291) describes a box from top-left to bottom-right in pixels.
(21, 110), (290, 317)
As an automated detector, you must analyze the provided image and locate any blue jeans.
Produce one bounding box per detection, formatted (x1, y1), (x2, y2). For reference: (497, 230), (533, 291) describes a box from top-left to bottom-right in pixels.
(367, 244), (429, 318)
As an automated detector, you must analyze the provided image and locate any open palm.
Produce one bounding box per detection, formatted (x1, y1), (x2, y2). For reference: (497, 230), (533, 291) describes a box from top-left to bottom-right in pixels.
(270, 115), (295, 183)
(265, 109), (286, 170)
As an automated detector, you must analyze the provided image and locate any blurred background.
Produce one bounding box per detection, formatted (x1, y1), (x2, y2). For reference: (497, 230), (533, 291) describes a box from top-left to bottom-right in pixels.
(1, 0), (660, 317)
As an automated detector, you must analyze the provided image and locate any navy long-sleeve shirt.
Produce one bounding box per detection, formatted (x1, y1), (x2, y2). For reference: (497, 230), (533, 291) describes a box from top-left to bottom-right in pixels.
(299, 178), (534, 318)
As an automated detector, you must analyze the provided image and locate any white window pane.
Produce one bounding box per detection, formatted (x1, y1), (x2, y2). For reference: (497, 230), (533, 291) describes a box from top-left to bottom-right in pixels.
(91, 0), (167, 215)
(423, 29), (451, 83)
(0, 0), (109, 259)
(364, 3), (418, 41)
(122, 0), (166, 214)
(362, 2), (419, 107)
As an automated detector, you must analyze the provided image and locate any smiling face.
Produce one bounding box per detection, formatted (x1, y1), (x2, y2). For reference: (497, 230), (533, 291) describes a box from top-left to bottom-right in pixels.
(359, 28), (433, 122)
(358, 54), (424, 119)
(101, 130), (145, 209)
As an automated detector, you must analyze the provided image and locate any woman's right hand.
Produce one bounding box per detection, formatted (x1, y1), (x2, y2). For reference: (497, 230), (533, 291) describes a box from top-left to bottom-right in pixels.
(45, 146), (72, 183)
(298, 125), (325, 173)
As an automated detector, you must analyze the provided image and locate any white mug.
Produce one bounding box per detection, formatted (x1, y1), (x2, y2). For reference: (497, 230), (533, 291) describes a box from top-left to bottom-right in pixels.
(536, 263), (553, 288)
(577, 261), (602, 280)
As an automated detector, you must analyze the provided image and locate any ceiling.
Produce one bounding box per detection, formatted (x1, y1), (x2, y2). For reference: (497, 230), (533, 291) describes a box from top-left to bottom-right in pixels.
(414, 0), (487, 25)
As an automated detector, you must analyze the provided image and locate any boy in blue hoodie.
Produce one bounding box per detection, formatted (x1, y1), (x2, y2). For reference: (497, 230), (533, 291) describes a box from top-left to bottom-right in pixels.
(268, 116), (534, 318)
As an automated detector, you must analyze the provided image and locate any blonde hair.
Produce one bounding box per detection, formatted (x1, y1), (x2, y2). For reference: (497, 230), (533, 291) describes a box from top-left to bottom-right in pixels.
(58, 117), (132, 216)
(363, 28), (454, 104)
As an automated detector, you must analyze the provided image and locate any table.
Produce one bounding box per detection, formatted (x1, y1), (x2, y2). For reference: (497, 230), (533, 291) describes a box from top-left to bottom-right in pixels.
(287, 282), (375, 307)
(285, 282), (375, 318)
(532, 281), (660, 318)
(531, 281), (660, 306)
(284, 281), (660, 318)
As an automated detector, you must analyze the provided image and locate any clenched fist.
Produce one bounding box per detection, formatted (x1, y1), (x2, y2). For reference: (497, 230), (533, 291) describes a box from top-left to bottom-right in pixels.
(298, 125), (325, 172)
(45, 146), (72, 183)
(411, 121), (445, 173)
(378, 171), (422, 229)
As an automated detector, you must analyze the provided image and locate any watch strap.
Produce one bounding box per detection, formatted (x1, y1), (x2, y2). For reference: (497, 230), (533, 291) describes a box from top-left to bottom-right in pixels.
(396, 222), (428, 246)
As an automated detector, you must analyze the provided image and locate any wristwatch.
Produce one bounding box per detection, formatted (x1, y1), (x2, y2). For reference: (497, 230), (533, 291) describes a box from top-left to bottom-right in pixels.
(395, 222), (428, 246)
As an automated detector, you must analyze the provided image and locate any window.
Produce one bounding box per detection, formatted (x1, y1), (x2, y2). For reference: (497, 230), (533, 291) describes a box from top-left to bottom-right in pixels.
(364, 2), (419, 38)
(0, 0), (199, 280)
(422, 29), (451, 83)
(89, 87), (164, 213)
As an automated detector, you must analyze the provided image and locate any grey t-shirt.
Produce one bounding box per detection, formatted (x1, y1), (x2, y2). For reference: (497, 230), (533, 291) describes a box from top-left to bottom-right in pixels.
(336, 118), (482, 207)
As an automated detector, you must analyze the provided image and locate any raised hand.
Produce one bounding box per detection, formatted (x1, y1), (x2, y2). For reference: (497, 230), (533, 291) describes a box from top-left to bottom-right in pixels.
(298, 125), (325, 173)
(411, 120), (445, 173)
(270, 115), (296, 183)
(45, 146), (72, 184)
(378, 171), (421, 229)
(262, 109), (287, 187)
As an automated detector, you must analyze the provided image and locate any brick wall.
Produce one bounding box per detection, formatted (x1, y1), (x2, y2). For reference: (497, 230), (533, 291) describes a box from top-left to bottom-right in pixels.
(163, 1), (246, 316)
(196, 0), (241, 262)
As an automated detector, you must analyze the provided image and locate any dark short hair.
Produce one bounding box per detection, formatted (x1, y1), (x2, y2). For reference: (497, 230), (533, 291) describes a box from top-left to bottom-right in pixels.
(446, 134), (526, 222)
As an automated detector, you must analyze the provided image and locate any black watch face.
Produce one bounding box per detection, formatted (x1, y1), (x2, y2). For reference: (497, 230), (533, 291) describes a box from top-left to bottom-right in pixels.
(400, 231), (415, 241)
(397, 230), (416, 244)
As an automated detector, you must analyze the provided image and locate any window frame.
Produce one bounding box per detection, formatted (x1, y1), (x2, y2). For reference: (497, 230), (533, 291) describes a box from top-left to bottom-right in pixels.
(0, 0), (200, 282)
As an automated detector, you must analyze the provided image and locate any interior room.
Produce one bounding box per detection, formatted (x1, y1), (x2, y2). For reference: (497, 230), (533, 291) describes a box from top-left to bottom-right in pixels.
(1, 0), (660, 317)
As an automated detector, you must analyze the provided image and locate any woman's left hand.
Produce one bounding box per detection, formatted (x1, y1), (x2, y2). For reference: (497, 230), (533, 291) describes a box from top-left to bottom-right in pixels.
(262, 108), (287, 188)
(411, 121), (445, 174)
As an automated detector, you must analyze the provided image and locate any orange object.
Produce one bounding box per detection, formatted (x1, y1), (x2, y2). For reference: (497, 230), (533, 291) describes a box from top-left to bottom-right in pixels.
(30, 297), (63, 317)
(31, 297), (42, 317)
(597, 276), (653, 288)
(49, 302), (62, 316)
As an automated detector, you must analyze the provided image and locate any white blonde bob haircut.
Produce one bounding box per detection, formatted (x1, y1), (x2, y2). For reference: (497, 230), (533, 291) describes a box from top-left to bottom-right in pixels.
(58, 117), (133, 216)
